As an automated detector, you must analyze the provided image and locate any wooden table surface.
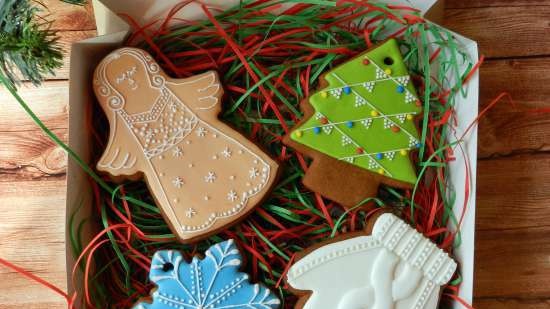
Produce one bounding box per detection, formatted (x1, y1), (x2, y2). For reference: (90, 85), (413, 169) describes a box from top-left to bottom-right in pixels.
(1, 1), (549, 308)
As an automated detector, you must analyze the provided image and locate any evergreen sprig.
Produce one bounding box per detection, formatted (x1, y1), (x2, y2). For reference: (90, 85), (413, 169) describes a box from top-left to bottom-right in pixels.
(0, 0), (63, 88)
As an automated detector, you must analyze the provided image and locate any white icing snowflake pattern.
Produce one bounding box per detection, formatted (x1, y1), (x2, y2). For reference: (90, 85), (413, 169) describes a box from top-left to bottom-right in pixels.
(222, 147), (232, 158)
(196, 127), (207, 137)
(172, 177), (184, 188)
(185, 208), (196, 218)
(204, 172), (216, 183)
(249, 167), (259, 180)
(227, 190), (238, 202)
(172, 146), (183, 157)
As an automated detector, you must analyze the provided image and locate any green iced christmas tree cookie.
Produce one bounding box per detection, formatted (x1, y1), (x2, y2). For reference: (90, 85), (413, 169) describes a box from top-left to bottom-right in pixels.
(285, 39), (422, 207)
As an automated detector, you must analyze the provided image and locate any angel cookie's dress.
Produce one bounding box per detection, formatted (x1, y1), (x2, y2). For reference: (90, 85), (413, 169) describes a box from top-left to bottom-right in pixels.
(120, 86), (271, 231)
(94, 48), (277, 241)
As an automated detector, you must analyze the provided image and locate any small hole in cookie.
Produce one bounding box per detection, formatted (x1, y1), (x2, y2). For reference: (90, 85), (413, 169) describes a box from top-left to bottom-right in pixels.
(383, 57), (394, 65)
(162, 262), (174, 272)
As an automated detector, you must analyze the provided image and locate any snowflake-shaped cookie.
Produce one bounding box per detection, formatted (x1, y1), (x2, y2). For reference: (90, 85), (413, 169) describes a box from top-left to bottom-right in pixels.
(133, 239), (280, 309)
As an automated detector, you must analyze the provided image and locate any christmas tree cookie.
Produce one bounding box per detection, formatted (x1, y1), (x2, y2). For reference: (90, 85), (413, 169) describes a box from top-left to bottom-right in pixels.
(286, 213), (456, 309)
(284, 39), (422, 207)
(133, 239), (280, 309)
(93, 48), (279, 243)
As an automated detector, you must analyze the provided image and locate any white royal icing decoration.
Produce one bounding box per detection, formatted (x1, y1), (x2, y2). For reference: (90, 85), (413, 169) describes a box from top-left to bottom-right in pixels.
(249, 168), (259, 179)
(376, 67), (387, 79)
(330, 88), (342, 99)
(185, 208), (196, 218)
(361, 118), (373, 129)
(342, 135), (352, 146)
(172, 146), (183, 157)
(406, 91), (417, 104)
(204, 172), (216, 183)
(287, 213), (457, 309)
(172, 176), (184, 188)
(115, 66), (138, 90)
(222, 147), (232, 158)
(363, 81), (375, 92)
(196, 127), (207, 137)
(355, 96), (367, 107)
(227, 190), (238, 202)
(397, 76), (410, 85)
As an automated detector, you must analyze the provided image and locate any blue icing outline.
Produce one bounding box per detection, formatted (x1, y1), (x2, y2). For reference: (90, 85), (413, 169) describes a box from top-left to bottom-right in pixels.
(134, 239), (280, 309)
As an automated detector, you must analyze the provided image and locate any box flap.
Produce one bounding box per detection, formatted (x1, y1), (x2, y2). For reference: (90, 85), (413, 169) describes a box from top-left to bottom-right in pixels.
(95, 0), (240, 35)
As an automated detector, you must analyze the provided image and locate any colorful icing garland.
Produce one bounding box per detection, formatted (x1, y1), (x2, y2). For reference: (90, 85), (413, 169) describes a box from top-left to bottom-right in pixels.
(290, 39), (422, 185)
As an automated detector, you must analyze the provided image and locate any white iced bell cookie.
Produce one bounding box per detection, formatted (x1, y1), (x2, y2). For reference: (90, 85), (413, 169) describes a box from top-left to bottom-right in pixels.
(286, 213), (457, 309)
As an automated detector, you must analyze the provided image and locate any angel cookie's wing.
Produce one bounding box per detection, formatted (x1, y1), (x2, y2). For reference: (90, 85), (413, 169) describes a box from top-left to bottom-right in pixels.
(167, 71), (223, 114)
(96, 112), (142, 178)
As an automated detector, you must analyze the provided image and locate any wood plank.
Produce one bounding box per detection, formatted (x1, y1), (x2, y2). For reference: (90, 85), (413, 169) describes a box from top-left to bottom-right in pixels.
(48, 30), (97, 80)
(478, 58), (550, 159)
(477, 154), (550, 231)
(0, 81), (69, 179)
(0, 129), (67, 180)
(475, 225), (550, 299)
(444, 6), (550, 58)
(447, 1), (550, 9)
(0, 178), (67, 309)
(474, 298), (550, 309)
(38, 0), (96, 31)
(0, 81), (69, 131)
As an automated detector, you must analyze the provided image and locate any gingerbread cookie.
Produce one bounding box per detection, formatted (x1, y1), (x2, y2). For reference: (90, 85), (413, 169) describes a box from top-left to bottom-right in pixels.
(133, 239), (280, 309)
(286, 213), (456, 309)
(283, 39), (422, 207)
(93, 48), (279, 242)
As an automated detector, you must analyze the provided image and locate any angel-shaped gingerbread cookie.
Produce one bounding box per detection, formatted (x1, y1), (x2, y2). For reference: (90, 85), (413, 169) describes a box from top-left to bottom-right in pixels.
(93, 48), (278, 243)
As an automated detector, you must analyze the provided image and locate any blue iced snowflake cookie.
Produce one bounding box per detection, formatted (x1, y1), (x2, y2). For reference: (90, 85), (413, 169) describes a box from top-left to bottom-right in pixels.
(133, 239), (281, 309)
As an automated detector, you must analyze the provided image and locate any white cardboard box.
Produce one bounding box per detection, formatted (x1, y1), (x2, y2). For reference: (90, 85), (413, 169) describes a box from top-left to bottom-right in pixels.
(67, 1), (478, 307)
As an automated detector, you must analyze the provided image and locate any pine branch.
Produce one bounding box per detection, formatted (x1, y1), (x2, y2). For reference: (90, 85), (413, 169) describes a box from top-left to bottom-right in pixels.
(0, 0), (63, 88)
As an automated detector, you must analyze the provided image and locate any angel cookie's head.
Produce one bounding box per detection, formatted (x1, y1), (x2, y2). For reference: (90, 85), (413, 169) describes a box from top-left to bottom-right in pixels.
(93, 47), (169, 115)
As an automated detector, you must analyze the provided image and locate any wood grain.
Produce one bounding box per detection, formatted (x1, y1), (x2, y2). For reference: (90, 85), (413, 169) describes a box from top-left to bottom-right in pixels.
(0, 81), (69, 131)
(0, 1), (87, 306)
(444, 6), (550, 58)
(474, 298), (550, 309)
(38, 0), (96, 31)
(0, 82), (69, 180)
(0, 179), (67, 309)
(50, 30), (97, 80)
(0, 128), (67, 180)
(478, 58), (550, 159)
(446, 1), (550, 8)
(477, 154), (550, 231)
(475, 225), (550, 298)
